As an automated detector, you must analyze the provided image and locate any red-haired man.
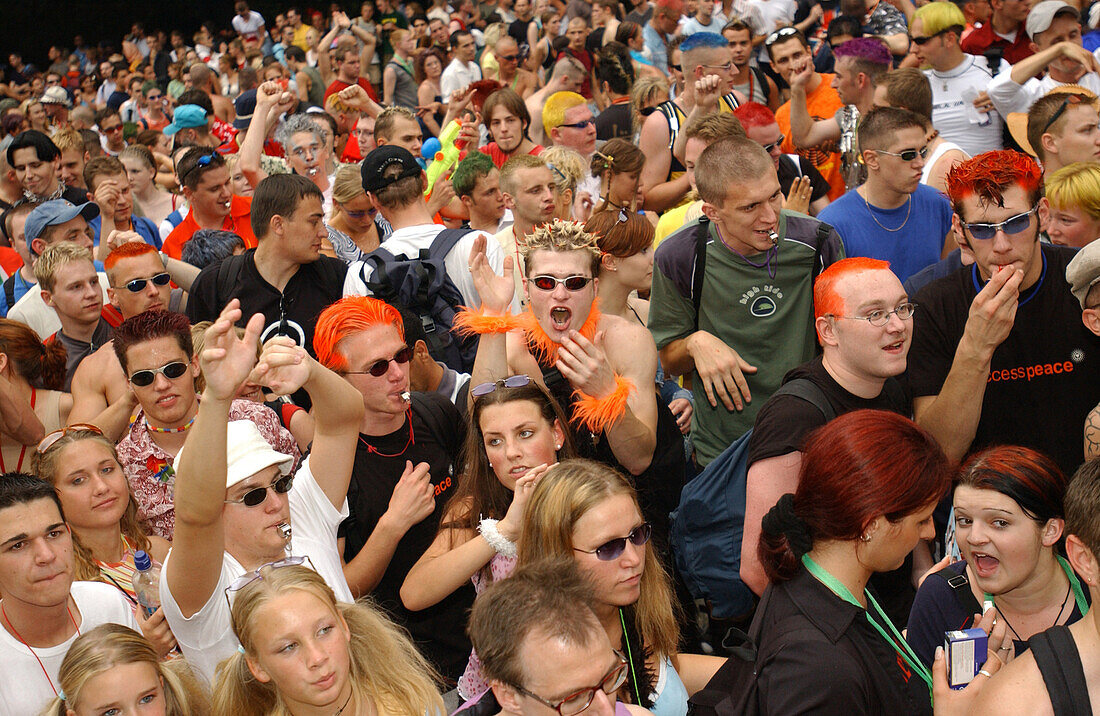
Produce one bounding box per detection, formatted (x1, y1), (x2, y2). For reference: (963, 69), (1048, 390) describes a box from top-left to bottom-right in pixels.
(741, 258), (918, 614)
(312, 295), (472, 681)
(907, 150), (1100, 475)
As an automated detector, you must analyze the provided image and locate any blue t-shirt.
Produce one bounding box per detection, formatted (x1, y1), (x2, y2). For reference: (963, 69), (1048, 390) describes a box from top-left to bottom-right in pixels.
(0, 270), (34, 317)
(818, 183), (953, 283)
(89, 215), (163, 250)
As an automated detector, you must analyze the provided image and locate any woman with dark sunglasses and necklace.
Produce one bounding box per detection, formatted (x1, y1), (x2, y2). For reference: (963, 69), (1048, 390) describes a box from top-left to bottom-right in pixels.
(33, 425), (177, 658)
(517, 459), (725, 716)
(326, 164), (382, 263)
(401, 375), (576, 701)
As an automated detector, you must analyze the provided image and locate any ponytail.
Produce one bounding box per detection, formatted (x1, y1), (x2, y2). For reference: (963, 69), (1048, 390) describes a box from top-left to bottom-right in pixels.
(758, 493), (814, 583)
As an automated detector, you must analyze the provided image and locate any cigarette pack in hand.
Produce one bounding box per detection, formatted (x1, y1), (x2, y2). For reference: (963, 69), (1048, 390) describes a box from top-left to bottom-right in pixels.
(945, 628), (988, 690)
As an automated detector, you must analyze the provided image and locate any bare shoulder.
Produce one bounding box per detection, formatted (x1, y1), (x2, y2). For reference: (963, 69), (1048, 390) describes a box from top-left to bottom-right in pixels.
(971, 651), (1053, 716)
(600, 312), (656, 354)
(72, 342), (115, 390)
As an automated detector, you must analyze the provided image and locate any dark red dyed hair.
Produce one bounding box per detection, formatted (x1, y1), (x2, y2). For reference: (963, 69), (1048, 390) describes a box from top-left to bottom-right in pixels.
(945, 150), (1043, 220)
(732, 102), (777, 132)
(759, 410), (952, 583)
(956, 445), (1067, 525)
(112, 310), (193, 373)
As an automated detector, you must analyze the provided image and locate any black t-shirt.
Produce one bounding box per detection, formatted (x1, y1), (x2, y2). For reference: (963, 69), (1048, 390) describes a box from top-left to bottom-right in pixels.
(776, 154), (831, 208)
(746, 356), (914, 627)
(509, 18), (535, 51)
(626, 6), (655, 26)
(586, 28), (605, 55)
(748, 356), (909, 466)
(906, 245), (1100, 476)
(186, 250), (345, 359)
(596, 102), (633, 141)
(339, 393), (473, 681)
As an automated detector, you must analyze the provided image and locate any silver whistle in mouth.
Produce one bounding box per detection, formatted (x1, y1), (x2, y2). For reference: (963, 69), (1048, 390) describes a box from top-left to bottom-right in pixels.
(276, 522), (293, 554)
(768, 230), (779, 246)
(400, 391), (411, 403)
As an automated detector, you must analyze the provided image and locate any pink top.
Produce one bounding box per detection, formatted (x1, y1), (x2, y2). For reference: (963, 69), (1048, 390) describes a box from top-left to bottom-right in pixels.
(457, 552), (517, 699)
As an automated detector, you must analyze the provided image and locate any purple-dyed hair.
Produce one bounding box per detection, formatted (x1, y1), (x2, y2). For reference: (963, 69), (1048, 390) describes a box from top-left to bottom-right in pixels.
(832, 37), (892, 67)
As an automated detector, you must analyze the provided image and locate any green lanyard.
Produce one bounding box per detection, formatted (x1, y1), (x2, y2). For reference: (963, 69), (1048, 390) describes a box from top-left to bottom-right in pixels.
(984, 554), (1089, 618)
(802, 554), (934, 702)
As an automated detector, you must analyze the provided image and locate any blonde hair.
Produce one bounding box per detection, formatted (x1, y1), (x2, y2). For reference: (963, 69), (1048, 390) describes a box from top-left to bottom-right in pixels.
(539, 145), (586, 195)
(214, 565), (443, 716)
(630, 76), (669, 135)
(41, 624), (211, 716)
(542, 91), (587, 139)
(332, 162), (366, 205)
(1045, 162), (1100, 220)
(519, 218), (602, 276)
(190, 321), (258, 393)
(517, 459), (680, 662)
(34, 241), (94, 292)
(52, 127), (84, 155)
(32, 429), (153, 582)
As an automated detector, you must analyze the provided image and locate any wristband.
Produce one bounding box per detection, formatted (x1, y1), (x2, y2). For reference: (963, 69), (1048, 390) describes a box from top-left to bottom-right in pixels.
(478, 518), (518, 558)
(572, 375), (635, 435)
(453, 306), (521, 336)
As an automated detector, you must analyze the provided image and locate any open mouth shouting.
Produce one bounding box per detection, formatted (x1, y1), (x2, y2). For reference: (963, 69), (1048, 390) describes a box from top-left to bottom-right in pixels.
(549, 306), (572, 331)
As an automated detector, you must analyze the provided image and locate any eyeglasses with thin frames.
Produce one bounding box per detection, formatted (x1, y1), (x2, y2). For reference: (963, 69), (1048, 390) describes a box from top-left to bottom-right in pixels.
(831, 302), (917, 327)
(960, 205), (1039, 240)
(509, 652), (629, 716)
(224, 555), (313, 610)
(875, 146), (929, 162)
(471, 375), (532, 397)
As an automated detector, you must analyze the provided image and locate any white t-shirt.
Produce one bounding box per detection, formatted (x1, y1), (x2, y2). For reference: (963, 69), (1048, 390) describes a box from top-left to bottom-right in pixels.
(680, 16), (724, 36)
(746, 0), (795, 61)
(988, 56), (1100, 116)
(232, 11), (268, 43)
(440, 59), (483, 98)
(8, 272), (111, 341)
(159, 456), (352, 683)
(344, 224), (516, 312)
(0, 581), (139, 716)
(926, 56), (1011, 157)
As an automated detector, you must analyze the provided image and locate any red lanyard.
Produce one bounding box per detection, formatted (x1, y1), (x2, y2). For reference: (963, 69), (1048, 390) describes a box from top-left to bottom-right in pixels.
(1, 598), (80, 696)
(1, 387), (37, 474)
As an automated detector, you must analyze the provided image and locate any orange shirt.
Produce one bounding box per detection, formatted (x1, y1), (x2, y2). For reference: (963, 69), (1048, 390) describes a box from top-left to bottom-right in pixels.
(162, 195), (256, 260)
(775, 73), (846, 201)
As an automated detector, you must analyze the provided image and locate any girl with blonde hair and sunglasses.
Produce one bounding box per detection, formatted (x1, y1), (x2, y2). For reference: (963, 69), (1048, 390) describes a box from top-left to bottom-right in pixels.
(214, 563), (444, 716)
(32, 424), (177, 657)
(40, 623), (211, 716)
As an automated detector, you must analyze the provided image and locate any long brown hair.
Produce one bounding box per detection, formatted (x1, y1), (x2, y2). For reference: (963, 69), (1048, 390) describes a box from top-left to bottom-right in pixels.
(443, 378), (576, 531)
(32, 430), (152, 581)
(0, 317), (67, 390)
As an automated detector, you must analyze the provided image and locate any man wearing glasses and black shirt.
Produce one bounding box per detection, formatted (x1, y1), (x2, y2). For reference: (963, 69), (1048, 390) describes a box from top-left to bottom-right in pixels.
(907, 150), (1100, 476)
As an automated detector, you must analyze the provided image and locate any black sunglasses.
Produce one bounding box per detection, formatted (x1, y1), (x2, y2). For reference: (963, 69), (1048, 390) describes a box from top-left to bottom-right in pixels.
(558, 118), (595, 130)
(1041, 94), (1084, 136)
(346, 346), (413, 377)
(529, 274), (594, 291)
(762, 134), (786, 153)
(129, 361), (189, 387)
(122, 272), (171, 293)
(639, 106), (658, 117)
(574, 523), (652, 561)
(224, 474), (294, 507)
(910, 29), (947, 45)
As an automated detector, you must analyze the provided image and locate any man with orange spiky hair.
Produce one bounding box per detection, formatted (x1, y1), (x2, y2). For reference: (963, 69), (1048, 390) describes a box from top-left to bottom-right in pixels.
(907, 149), (1100, 475)
(741, 257), (917, 616)
(68, 240), (199, 440)
(313, 295), (472, 681)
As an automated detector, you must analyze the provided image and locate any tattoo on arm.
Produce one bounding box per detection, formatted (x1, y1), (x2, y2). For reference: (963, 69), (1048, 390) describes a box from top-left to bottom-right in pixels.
(1084, 407), (1100, 459)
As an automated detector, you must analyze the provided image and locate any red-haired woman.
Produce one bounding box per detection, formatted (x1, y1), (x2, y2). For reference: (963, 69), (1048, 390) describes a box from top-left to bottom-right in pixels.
(753, 409), (966, 713)
(907, 446), (1088, 669)
(0, 318), (71, 473)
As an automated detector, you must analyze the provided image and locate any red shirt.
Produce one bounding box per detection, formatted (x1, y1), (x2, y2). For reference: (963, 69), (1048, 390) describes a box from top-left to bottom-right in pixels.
(161, 195), (256, 259)
(481, 142), (544, 168)
(0, 247), (23, 277)
(960, 22), (1034, 64)
(325, 78), (380, 103)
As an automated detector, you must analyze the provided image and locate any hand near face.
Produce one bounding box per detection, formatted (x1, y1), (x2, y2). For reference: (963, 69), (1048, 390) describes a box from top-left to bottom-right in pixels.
(199, 299), (264, 401)
(468, 232), (515, 314)
(253, 336), (314, 397)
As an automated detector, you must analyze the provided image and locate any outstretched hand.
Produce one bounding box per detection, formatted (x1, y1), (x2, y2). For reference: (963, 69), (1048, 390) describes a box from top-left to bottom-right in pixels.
(253, 336), (314, 397)
(200, 299), (265, 401)
(468, 233), (515, 313)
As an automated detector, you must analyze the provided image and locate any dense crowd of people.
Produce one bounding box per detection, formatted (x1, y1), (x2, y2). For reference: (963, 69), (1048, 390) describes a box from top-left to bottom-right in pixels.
(4, 0), (1100, 713)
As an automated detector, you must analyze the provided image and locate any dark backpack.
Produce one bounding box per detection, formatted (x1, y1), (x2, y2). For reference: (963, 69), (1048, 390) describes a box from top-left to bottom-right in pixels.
(358, 228), (478, 373)
(669, 379), (835, 620)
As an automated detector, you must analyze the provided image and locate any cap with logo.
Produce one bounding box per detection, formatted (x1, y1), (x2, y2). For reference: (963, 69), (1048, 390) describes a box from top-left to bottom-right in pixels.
(360, 145), (423, 194)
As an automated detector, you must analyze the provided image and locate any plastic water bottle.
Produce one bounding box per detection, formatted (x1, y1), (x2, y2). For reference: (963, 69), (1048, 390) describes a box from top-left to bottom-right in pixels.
(131, 550), (161, 618)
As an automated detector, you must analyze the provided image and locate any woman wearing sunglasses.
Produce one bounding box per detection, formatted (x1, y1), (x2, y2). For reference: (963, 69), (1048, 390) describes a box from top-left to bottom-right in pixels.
(590, 139), (657, 226)
(326, 163), (382, 263)
(517, 459), (724, 716)
(0, 318), (71, 475)
(907, 445), (1087, 669)
(400, 374), (576, 700)
(752, 410), (1004, 714)
(33, 424), (178, 657)
(214, 564), (443, 716)
(41, 624), (211, 716)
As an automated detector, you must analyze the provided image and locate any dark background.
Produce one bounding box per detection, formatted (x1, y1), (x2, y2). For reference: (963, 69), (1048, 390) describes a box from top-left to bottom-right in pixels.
(2, 1), (309, 67)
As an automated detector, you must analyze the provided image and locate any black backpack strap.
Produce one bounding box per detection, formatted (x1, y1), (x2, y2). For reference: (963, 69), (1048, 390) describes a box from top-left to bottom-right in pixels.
(771, 378), (837, 422)
(751, 65), (771, 103)
(934, 564), (983, 616)
(215, 253), (248, 311)
(811, 220), (834, 284)
(1031, 626), (1093, 716)
(2, 274), (16, 312)
(428, 227), (472, 259)
(691, 218), (710, 331)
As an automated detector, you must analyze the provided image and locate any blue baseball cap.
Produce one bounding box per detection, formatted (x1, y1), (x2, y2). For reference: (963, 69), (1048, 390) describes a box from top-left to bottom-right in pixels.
(24, 199), (100, 242)
(233, 89), (257, 130)
(164, 104), (209, 136)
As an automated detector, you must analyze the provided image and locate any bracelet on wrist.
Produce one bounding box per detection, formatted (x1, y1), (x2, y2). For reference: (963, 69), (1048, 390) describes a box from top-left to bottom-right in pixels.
(479, 517), (518, 558)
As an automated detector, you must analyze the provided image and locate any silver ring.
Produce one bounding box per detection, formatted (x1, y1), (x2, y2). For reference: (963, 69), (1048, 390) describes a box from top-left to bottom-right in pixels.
(998, 646), (1012, 651)
(978, 669), (993, 678)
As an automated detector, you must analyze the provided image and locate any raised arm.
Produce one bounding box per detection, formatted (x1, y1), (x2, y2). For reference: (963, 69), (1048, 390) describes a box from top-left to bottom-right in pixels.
(317, 17), (346, 86)
(167, 299), (264, 618)
(252, 337), (364, 509)
(788, 62), (840, 149)
(240, 81), (292, 188)
(468, 233), (519, 386)
(639, 111), (692, 212)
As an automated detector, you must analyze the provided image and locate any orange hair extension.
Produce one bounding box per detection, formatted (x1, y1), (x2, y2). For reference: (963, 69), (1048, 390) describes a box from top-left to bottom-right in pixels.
(516, 299), (602, 365)
(814, 257), (892, 321)
(453, 306), (524, 336)
(572, 374), (635, 434)
(945, 150), (1043, 211)
(104, 241), (158, 271)
(313, 296), (405, 371)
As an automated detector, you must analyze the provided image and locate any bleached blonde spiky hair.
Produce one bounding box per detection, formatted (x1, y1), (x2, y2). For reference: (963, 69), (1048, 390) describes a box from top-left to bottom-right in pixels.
(519, 218), (602, 277)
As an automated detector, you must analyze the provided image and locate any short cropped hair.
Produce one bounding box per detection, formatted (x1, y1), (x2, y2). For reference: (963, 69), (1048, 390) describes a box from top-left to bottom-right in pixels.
(0, 472), (64, 522)
(499, 153), (549, 197)
(1045, 162), (1100, 221)
(542, 91), (587, 138)
(34, 241), (94, 292)
(180, 229), (246, 269)
(112, 310), (194, 373)
(695, 136), (773, 205)
(274, 112), (325, 151)
(945, 150), (1044, 221)
(1066, 459), (1100, 556)
(857, 106), (926, 152)
(374, 106), (418, 144)
(1028, 92), (1096, 162)
(251, 173), (324, 240)
(913, 1), (966, 38)
(313, 296), (404, 371)
(832, 37), (891, 86)
(520, 218), (601, 277)
(83, 156), (127, 192)
(684, 111), (745, 144)
(879, 69), (933, 121)
(177, 147), (225, 190)
(452, 150), (497, 198)
(52, 128), (84, 155)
